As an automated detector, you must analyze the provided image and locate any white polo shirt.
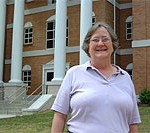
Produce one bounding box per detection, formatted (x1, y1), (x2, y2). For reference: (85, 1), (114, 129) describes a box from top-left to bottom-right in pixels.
(51, 61), (141, 133)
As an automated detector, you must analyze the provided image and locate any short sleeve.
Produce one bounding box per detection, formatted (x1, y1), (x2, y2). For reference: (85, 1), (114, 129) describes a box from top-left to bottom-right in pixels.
(51, 70), (72, 115)
(130, 82), (141, 124)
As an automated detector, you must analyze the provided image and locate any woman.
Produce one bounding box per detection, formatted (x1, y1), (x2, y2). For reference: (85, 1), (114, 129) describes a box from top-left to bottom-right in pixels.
(51, 22), (141, 133)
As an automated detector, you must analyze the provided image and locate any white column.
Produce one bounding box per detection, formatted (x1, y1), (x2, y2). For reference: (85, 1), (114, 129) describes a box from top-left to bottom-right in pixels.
(52, 0), (67, 82)
(113, 0), (116, 65)
(9, 0), (24, 83)
(80, 0), (92, 64)
(0, 0), (6, 83)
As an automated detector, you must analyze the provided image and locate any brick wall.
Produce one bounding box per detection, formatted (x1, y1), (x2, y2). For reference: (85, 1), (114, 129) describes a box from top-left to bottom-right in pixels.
(4, 1), (133, 94)
(132, 0), (150, 94)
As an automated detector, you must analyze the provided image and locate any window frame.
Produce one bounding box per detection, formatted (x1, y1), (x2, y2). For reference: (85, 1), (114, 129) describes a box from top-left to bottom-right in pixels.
(23, 65), (31, 87)
(46, 20), (55, 48)
(46, 16), (68, 48)
(24, 22), (33, 45)
(126, 16), (132, 40)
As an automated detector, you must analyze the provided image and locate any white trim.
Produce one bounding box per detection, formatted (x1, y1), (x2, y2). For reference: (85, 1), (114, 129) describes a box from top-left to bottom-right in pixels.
(6, 0), (14, 5)
(7, 0), (132, 29)
(47, 15), (55, 22)
(119, 3), (132, 9)
(116, 48), (132, 55)
(25, 6), (55, 15)
(107, 0), (132, 9)
(24, 22), (33, 27)
(24, 1), (81, 16)
(126, 16), (132, 22)
(126, 63), (133, 70)
(107, 0), (119, 9)
(5, 47), (132, 60)
(26, 0), (34, 2)
(7, 24), (13, 29)
(132, 40), (150, 48)
(5, 59), (11, 64)
(22, 46), (80, 57)
(23, 65), (31, 71)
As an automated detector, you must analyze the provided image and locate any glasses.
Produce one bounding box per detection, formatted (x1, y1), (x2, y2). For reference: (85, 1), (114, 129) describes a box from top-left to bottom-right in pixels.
(90, 37), (111, 44)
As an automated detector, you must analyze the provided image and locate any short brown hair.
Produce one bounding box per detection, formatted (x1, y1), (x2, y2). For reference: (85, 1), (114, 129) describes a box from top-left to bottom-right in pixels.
(82, 21), (119, 57)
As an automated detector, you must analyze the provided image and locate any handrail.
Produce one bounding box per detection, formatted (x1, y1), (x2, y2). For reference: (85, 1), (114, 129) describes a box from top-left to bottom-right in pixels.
(27, 91), (42, 105)
(9, 88), (27, 104)
(27, 84), (42, 99)
(0, 89), (4, 94)
(26, 84), (42, 105)
(6, 84), (28, 101)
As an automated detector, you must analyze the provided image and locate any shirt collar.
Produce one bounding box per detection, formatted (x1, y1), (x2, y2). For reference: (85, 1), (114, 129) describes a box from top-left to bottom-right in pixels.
(84, 61), (125, 75)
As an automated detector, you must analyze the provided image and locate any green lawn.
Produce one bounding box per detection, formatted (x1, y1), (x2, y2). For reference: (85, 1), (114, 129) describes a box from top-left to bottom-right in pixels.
(0, 106), (149, 133)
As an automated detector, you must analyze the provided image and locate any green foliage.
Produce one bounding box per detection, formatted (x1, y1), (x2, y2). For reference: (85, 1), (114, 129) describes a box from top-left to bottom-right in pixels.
(139, 89), (150, 105)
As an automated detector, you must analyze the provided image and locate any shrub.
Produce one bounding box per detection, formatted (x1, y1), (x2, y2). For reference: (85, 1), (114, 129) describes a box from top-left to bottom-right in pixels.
(139, 89), (150, 105)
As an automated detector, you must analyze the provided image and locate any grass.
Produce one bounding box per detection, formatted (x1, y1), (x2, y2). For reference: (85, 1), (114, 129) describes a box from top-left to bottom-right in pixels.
(0, 106), (149, 133)
(138, 106), (150, 133)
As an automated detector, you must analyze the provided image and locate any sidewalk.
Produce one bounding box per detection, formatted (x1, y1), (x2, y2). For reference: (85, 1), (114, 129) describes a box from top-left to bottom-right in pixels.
(0, 114), (16, 119)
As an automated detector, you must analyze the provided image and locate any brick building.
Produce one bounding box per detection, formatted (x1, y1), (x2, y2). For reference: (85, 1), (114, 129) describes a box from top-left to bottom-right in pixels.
(0, 0), (149, 96)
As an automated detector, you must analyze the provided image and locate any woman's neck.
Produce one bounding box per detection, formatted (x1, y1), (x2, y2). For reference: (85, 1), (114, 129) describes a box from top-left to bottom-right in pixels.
(90, 59), (117, 79)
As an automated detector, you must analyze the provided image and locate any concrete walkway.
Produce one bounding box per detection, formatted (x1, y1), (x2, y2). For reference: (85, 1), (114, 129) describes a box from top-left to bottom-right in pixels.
(0, 114), (16, 119)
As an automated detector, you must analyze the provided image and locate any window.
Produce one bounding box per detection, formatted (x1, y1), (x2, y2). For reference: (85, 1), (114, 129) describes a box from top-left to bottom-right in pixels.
(126, 16), (132, 40)
(46, 16), (68, 48)
(46, 72), (54, 82)
(126, 63), (133, 79)
(66, 19), (68, 46)
(52, 0), (56, 4)
(24, 22), (33, 45)
(47, 20), (55, 48)
(92, 12), (96, 25)
(48, 0), (56, 5)
(23, 65), (31, 87)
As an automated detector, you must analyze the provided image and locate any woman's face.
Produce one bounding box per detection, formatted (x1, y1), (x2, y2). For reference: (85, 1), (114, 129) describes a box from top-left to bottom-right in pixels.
(89, 27), (114, 61)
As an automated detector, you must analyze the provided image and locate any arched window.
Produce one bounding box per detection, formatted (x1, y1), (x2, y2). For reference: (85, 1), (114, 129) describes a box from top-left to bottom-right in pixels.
(23, 65), (31, 87)
(46, 15), (68, 48)
(126, 63), (133, 79)
(24, 22), (33, 45)
(126, 16), (132, 40)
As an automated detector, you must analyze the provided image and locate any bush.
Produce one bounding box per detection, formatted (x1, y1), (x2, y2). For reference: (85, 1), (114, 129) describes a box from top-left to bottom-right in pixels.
(139, 89), (150, 105)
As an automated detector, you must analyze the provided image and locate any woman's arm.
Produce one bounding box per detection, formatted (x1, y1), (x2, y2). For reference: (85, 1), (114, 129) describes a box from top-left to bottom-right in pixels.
(51, 111), (67, 133)
(129, 124), (139, 133)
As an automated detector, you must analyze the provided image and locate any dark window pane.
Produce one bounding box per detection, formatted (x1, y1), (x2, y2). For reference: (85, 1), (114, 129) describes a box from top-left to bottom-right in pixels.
(127, 34), (131, 39)
(29, 34), (32, 38)
(66, 19), (68, 26)
(28, 77), (31, 81)
(127, 29), (131, 33)
(66, 38), (68, 46)
(24, 71), (27, 75)
(24, 77), (27, 81)
(47, 40), (53, 48)
(25, 29), (28, 33)
(127, 23), (131, 28)
(52, 0), (56, 4)
(29, 28), (32, 32)
(25, 39), (28, 43)
(28, 82), (31, 86)
(29, 38), (32, 43)
(47, 31), (53, 39)
(25, 34), (28, 38)
(28, 71), (31, 75)
(48, 22), (53, 30)
(47, 72), (54, 81)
